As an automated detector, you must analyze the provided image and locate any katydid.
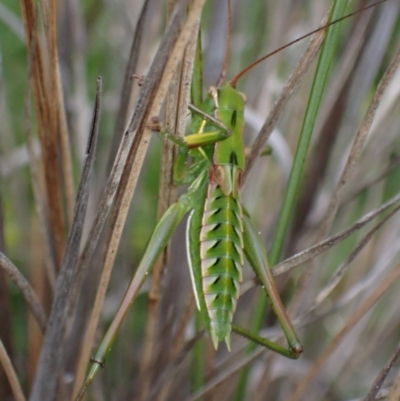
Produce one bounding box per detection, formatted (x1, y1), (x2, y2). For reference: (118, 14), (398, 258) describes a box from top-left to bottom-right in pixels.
(165, 81), (303, 354)
(74, 2), (386, 399)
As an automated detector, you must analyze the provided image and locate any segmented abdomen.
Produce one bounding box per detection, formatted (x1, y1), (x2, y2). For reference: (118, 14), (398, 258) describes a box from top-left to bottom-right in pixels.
(199, 182), (244, 343)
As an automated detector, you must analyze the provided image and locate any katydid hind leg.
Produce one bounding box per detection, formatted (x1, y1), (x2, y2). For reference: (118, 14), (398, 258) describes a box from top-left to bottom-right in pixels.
(74, 194), (195, 401)
(242, 215), (302, 358)
(231, 325), (299, 359)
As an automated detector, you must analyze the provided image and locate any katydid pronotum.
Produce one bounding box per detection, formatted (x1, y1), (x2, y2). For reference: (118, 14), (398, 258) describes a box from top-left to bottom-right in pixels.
(75, 2), (387, 399)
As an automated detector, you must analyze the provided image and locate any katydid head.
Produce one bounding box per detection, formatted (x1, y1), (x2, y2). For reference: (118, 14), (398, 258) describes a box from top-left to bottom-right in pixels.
(208, 83), (246, 109)
(228, 0), (387, 89)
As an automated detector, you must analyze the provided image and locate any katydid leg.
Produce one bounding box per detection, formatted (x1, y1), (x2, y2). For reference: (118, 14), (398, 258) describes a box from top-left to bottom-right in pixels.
(75, 194), (194, 401)
(159, 102), (231, 151)
(174, 158), (209, 186)
(160, 127), (231, 149)
(188, 103), (230, 133)
(241, 215), (302, 358)
(232, 325), (299, 359)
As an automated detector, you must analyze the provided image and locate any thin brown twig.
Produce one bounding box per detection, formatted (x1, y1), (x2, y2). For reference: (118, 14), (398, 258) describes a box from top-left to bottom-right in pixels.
(107, 0), (151, 169)
(0, 252), (47, 332)
(273, 190), (400, 276)
(363, 342), (400, 401)
(288, 262), (400, 401)
(312, 202), (400, 309)
(0, 339), (26, 401)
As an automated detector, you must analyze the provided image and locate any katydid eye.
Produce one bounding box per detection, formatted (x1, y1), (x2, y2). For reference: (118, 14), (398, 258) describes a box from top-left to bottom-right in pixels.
(239, 92), (247, 103)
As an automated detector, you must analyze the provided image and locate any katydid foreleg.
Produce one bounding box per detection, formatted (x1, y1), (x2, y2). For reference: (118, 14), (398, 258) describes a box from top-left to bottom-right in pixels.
(161, 102), (231, 185)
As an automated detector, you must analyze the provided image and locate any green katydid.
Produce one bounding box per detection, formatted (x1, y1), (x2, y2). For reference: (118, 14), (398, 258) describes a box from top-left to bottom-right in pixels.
(74, 2), (386, 399)
(162, 81), (303, 354)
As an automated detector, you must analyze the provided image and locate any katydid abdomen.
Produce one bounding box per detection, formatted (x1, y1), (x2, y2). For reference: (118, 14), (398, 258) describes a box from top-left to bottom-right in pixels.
(188, 174), (244, 349)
